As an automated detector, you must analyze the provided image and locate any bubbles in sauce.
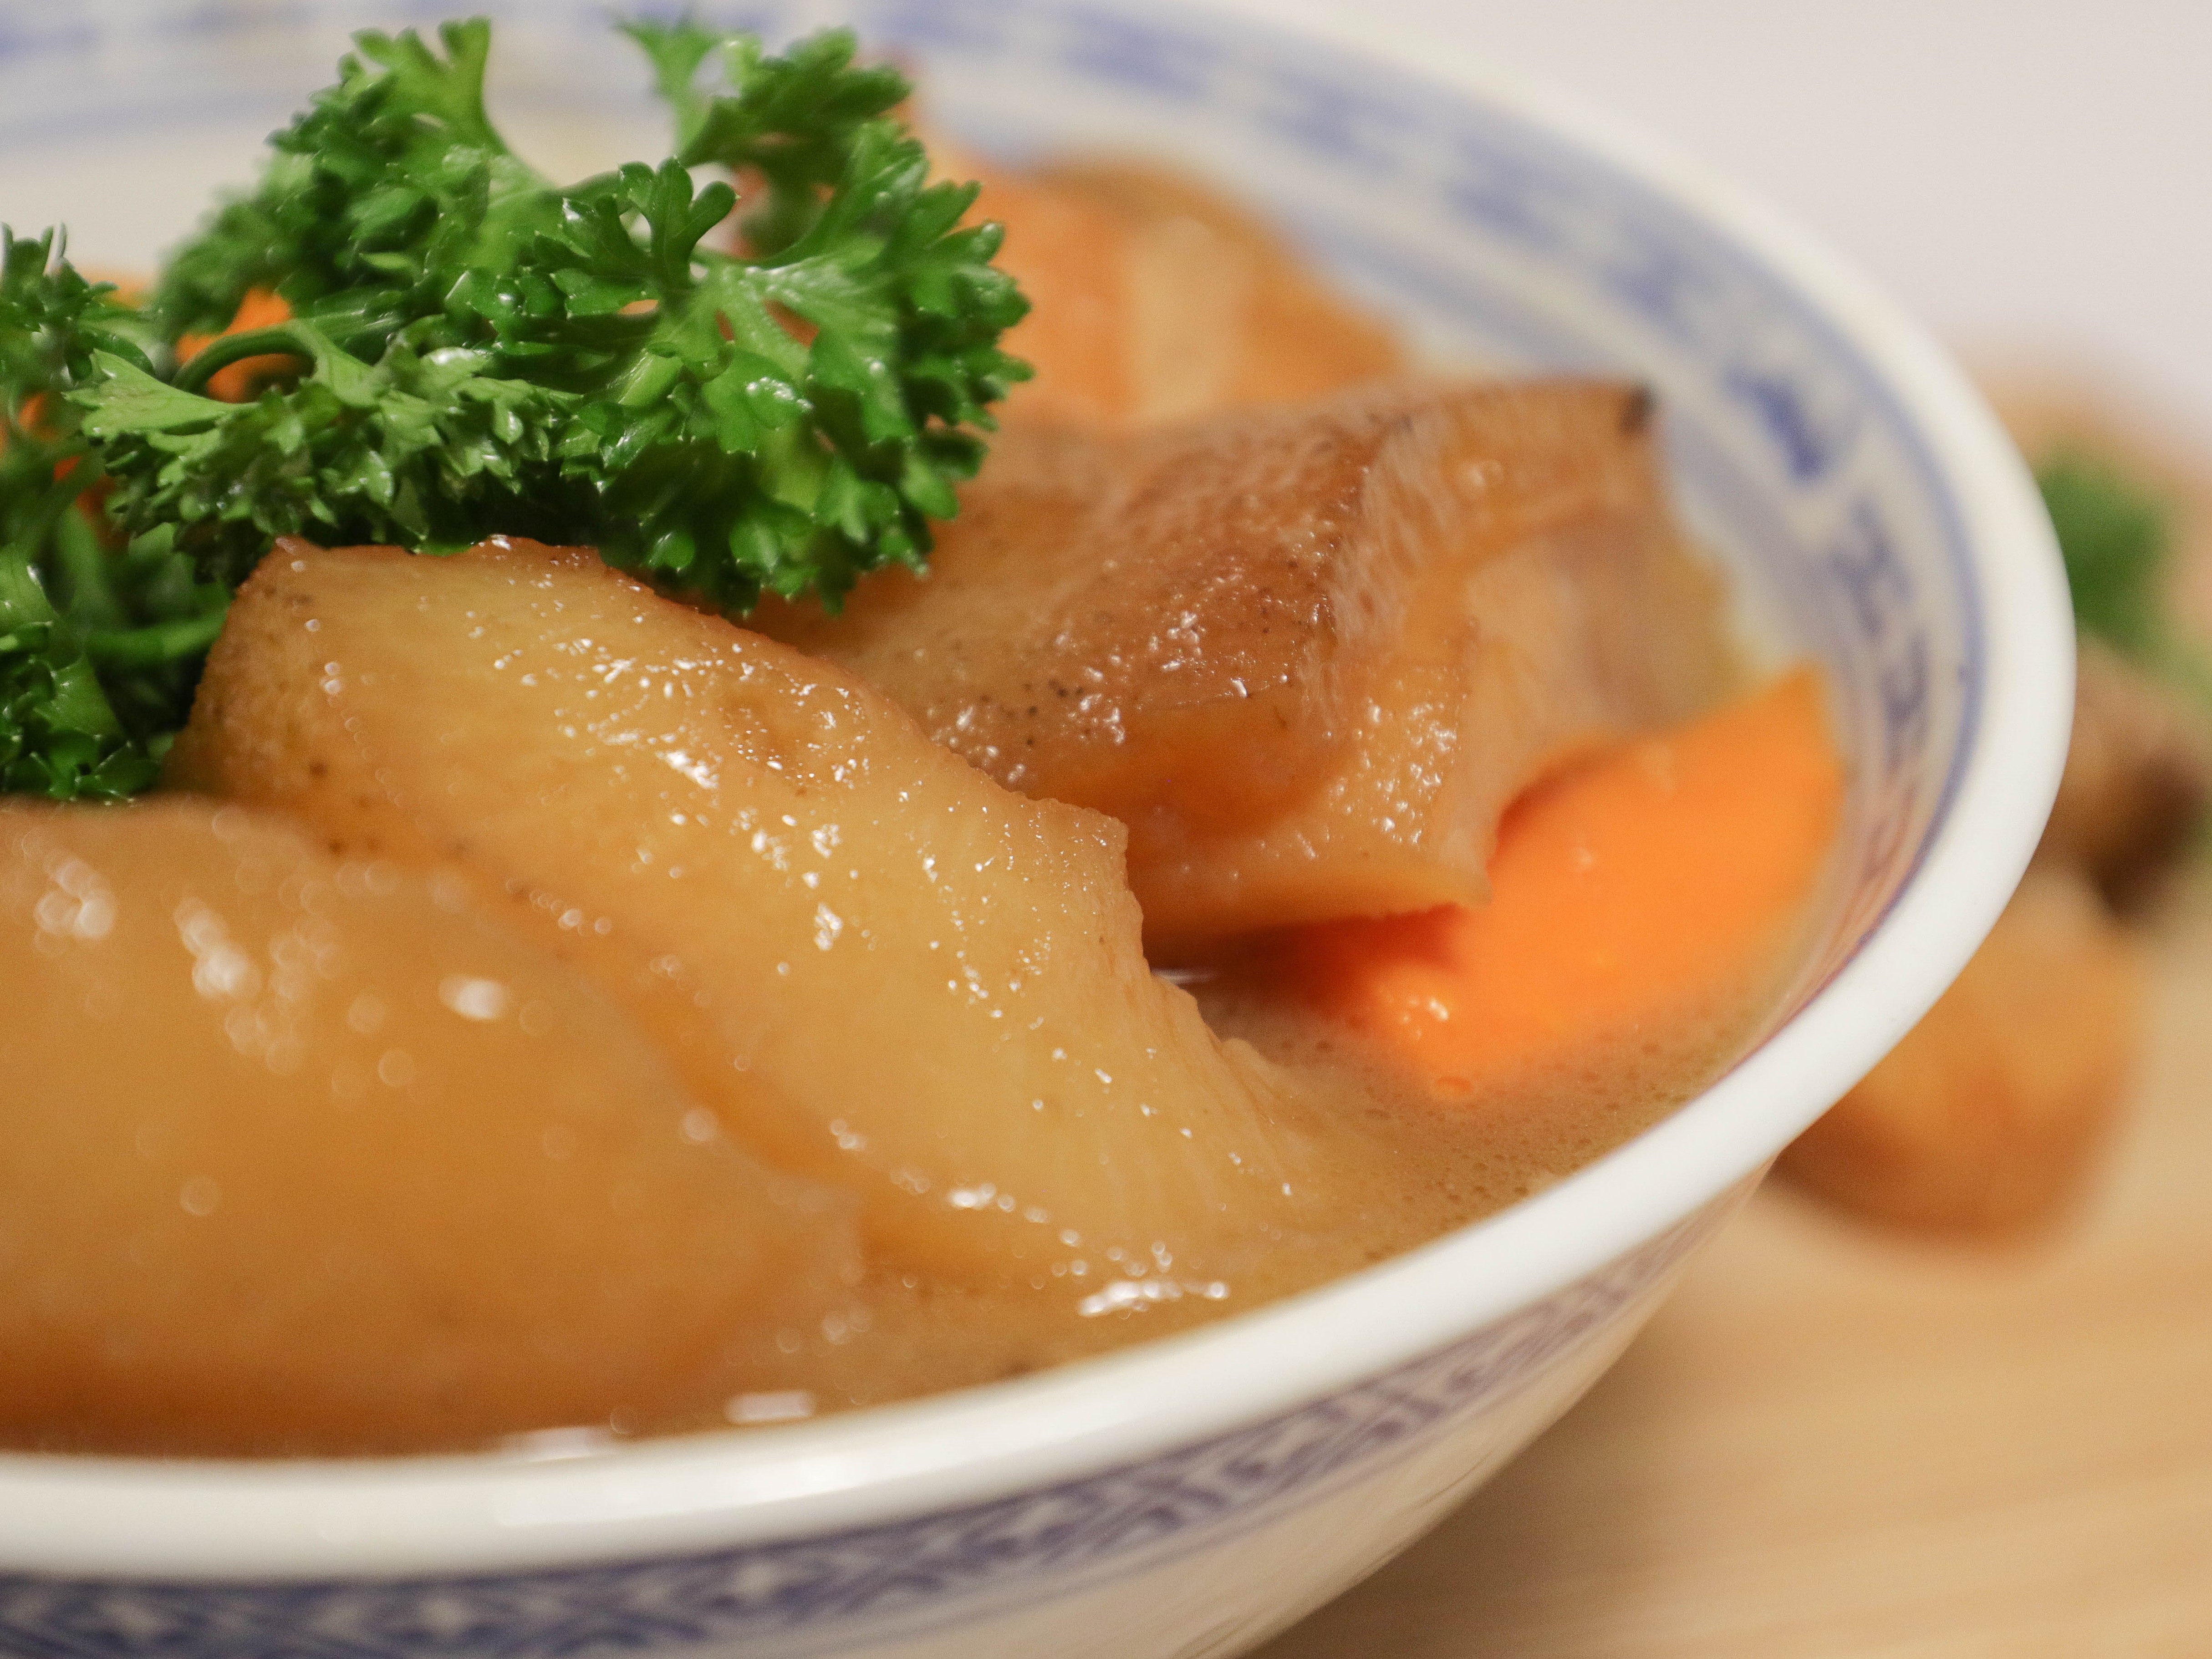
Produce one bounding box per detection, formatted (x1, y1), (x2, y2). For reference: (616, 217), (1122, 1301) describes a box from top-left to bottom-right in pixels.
(0, 652), (1839, 1457)
(0, 137), (1845, 1455)
(637, 672), (1844, 1427)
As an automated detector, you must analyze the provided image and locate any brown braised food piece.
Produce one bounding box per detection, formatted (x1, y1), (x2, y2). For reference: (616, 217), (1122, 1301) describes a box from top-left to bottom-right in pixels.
(0, 798), (856, 1456)
(1779, 866), (2143, 1233)
(1782, 406), (2211, 1235)
(754, 380), (1734, 950)
(956, 152), (1406, 427)
(173, 537), (1368, 1298)
(2039, 639), (2212, 910)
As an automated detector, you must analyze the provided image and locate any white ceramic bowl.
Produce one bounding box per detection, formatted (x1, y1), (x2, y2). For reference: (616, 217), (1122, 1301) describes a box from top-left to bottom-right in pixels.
(0, 2), (2071, 1655)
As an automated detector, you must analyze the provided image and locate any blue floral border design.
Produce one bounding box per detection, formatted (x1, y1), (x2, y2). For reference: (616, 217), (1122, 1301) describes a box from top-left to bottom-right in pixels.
(0, 0), (1995, 1651)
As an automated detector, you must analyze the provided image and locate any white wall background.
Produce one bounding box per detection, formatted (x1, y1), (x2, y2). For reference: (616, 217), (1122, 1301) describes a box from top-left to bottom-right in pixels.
(1267, 0), (2212, 447)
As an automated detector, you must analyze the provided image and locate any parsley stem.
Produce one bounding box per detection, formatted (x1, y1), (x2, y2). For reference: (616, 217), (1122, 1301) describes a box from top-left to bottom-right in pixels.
(85, 606), (229, 668)
(170, 326), (307, 398)
(19, 454), (95, 554)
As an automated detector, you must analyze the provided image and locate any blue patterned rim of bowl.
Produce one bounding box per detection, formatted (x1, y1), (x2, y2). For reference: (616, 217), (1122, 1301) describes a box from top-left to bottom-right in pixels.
(0, 1206), (1726, 1659)
(0, 0), (2067, 1641)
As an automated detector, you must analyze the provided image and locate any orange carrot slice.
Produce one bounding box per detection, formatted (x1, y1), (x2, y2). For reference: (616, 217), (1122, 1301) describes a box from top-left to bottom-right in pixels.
(1277, 669), (1844, 1102)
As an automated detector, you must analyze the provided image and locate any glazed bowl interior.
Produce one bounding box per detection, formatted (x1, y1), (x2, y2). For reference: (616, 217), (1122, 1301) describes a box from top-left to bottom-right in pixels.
(0, 0), (2070, 1581)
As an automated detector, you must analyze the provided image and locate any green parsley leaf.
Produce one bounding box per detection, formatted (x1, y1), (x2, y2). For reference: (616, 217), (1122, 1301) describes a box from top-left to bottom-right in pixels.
(3, 15), (1030, 800)
(1, 229), (222, 801)
(2038, 446), (2212, 711)
(2039, 448), (2173, 659)
(91, 15), (1028, 612)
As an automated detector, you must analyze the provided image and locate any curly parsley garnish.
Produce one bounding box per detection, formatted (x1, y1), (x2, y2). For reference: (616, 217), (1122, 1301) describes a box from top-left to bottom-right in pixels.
(1, 230), (227, 800)
(0, 16), (1028, 798)
(2037, 447), (2212, 706)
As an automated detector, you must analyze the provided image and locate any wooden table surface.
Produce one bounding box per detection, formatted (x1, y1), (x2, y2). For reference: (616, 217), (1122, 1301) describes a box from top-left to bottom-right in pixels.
(1256, 886), (2212, 1658)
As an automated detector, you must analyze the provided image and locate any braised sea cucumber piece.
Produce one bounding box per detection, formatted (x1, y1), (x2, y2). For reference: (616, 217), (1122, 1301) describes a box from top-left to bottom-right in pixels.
(754, 381), (1736, 949)
(173, 539), (1356, 1297)
(0, 798), (857, 1455)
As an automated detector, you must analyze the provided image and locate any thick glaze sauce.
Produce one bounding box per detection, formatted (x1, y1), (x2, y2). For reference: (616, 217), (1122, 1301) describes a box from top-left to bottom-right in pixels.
(3, 142), (1844, 1452)
(593, 672), (1847, 1431)
(0, 624), (1839, 1454)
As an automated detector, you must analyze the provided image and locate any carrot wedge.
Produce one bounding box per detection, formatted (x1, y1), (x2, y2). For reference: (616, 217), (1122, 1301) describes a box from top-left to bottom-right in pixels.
(1273, 670), (1844, 1104)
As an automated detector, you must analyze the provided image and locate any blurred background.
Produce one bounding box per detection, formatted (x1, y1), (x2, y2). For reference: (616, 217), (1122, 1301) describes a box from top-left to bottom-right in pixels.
(1262, 0), (2212, 447)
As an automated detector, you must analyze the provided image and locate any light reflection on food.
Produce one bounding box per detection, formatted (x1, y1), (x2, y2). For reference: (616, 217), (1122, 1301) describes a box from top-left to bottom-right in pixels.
(750, 381), (1734, 951)
(0, 797), (857, 1455)
(0, 20), (1851, 1455)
